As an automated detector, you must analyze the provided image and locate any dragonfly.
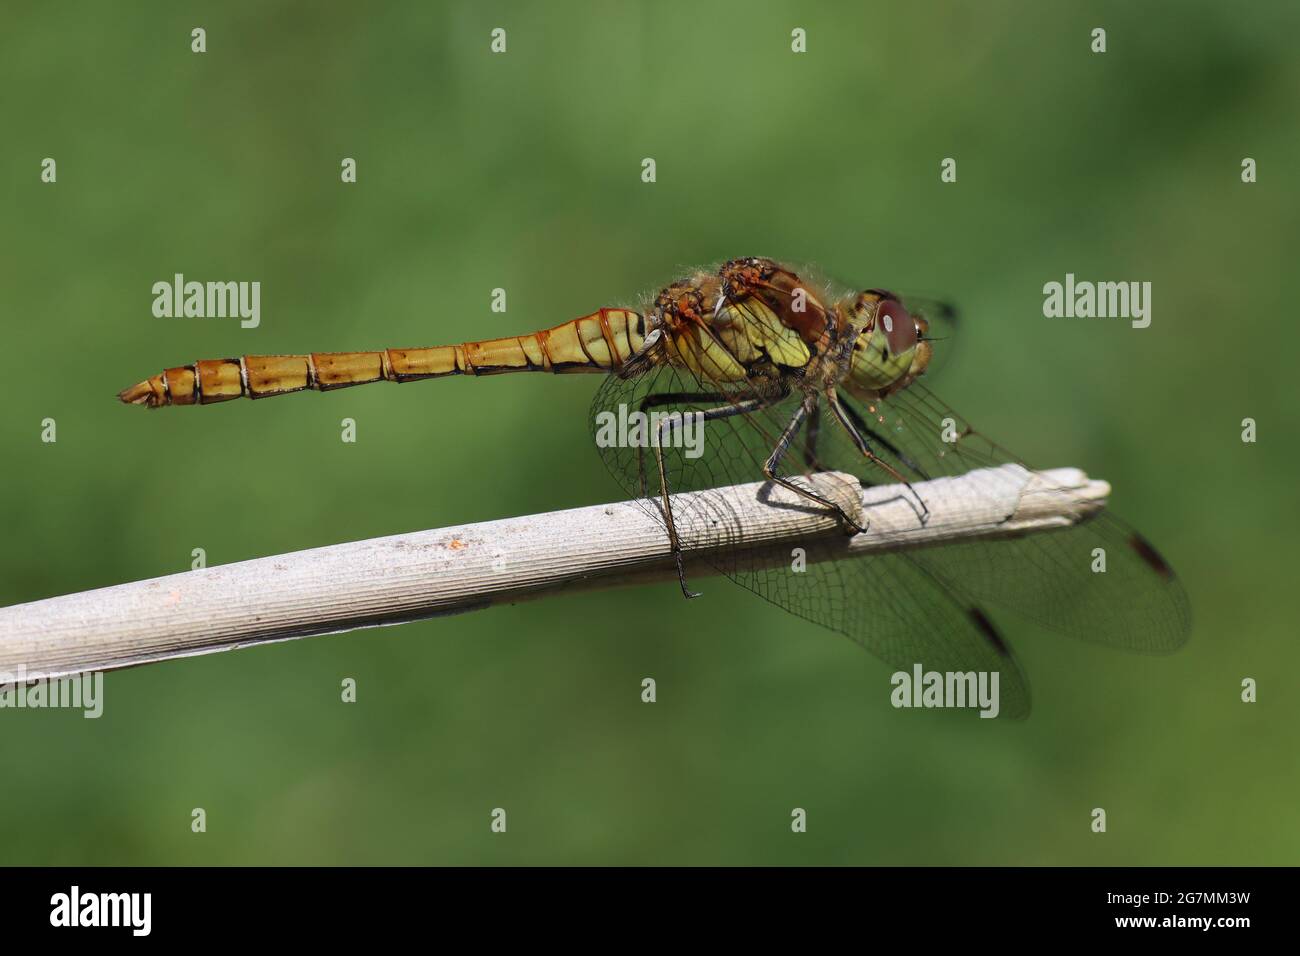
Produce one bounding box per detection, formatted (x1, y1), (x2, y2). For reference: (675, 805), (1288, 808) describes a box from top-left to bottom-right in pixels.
(118, 256), (1190, 716)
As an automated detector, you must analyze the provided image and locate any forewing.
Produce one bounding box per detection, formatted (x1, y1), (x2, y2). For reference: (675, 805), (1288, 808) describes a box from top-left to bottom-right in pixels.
(836, 381), (1191, 651)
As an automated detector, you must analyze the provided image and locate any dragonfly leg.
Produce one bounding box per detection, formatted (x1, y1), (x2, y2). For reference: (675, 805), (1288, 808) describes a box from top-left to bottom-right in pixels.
(634, 391), (729, 498)
(762, 397), (868, 534)
(802, 401), (822, 470)
(652, 396), (772, 599)
(826, 390), (931, 526)
(833, 390), (930, 481)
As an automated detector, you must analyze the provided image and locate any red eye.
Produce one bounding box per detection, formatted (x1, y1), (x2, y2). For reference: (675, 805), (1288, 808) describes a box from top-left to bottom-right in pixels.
(878, 300), (917, 354)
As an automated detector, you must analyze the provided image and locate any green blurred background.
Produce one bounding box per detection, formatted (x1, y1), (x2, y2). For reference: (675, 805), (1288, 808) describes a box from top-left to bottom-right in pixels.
(2, 0), (1297, 865)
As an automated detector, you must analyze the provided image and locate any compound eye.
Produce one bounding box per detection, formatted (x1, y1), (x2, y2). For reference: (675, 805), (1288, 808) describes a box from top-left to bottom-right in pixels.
(878, 299), (917, 354)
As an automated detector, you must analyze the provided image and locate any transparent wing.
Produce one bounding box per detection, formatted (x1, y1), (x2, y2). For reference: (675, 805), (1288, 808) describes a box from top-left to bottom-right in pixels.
(833, 380), (1191, 651)
(590, 358), (1034, 718)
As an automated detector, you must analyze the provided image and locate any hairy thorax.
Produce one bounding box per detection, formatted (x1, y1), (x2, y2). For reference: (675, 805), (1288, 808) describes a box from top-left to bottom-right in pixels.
(647, 257), (851, 393)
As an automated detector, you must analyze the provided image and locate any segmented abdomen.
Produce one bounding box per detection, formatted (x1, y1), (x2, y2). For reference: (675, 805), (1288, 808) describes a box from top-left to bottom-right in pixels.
(118, 309), (645, 407)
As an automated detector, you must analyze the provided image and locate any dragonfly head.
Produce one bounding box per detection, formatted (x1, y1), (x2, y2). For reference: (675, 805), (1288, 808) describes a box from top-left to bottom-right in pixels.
(843, 291), (932, 399)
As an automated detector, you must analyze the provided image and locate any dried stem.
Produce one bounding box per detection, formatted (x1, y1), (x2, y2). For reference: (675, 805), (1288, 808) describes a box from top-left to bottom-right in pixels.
(0, 464), (1107, 679)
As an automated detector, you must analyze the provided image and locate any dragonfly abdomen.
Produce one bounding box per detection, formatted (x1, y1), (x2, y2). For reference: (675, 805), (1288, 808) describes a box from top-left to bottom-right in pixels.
(117, 309), (646, 407)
